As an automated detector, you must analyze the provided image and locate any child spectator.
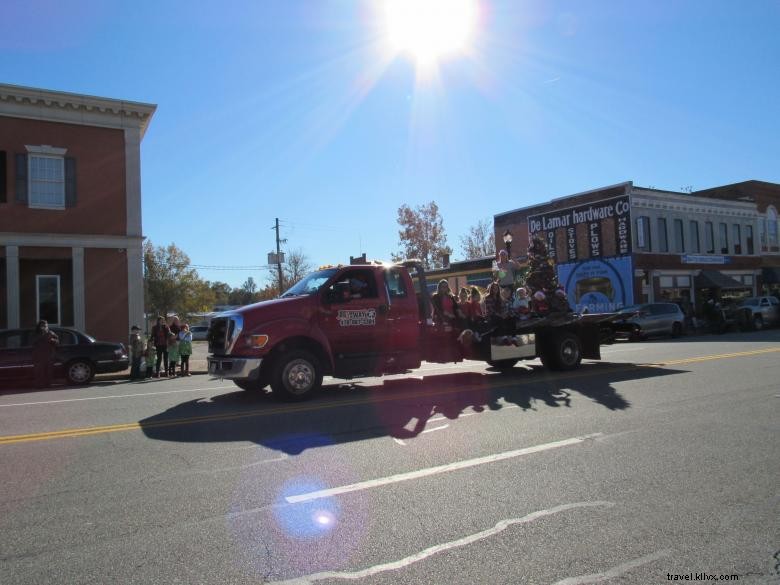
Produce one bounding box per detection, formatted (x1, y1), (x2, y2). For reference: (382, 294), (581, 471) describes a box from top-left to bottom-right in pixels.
(178, 324), (193, 376)
(167, 332), (180, 377)
(145, 337), (156, 379)
(129, 325), (145, 379)
(511, 287), (531, 319)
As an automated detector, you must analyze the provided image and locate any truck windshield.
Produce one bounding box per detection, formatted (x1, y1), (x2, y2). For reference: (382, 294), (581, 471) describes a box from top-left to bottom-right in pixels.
(280, 268), (339, 298)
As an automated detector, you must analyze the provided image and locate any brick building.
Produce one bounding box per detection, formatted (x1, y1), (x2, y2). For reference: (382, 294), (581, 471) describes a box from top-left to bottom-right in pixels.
(0, 83), (156, 342)
(494, 181), (780, 315)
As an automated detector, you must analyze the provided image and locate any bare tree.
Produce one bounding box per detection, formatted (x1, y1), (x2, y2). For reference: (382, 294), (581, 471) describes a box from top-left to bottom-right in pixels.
(267, 247), (313, 294)
(459, 218), (496, 259)
(391, 201), (452, 269)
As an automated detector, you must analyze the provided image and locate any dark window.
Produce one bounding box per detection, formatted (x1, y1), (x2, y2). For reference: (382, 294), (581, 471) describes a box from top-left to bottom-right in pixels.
(746, 225), (754, 255)
(732, 224), (741, 254)
(657, 218), (668, 252)
(689, 221), (700, 253)
(340, 269), (378, 299)
(673, 219), (684, 253)
(384, 268), (408, 298)
(0, 331), (28, 349)
(0, 150), (7, 203)
(705, 222), (715, 253)
(719, 223), (728, 254)
(52, 329), (78, 346)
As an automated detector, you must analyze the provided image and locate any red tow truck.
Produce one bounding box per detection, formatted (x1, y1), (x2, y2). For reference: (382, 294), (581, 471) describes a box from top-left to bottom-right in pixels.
(207, 261), (614, 400)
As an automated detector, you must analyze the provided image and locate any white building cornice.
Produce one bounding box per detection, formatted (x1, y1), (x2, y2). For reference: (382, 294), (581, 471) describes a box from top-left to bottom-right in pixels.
(0, 232), (144, 249)
(0, 83), (156, 138)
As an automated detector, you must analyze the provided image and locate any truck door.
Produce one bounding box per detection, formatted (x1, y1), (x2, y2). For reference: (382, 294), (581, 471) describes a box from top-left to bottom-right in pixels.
(318, 267), (390, 376)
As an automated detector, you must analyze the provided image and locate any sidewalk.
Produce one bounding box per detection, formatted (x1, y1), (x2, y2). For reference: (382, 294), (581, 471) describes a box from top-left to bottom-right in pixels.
(96, 343), (209, 382)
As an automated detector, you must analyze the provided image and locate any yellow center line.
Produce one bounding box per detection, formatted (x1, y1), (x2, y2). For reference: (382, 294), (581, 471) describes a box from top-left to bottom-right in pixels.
(2, 346), (778, 446)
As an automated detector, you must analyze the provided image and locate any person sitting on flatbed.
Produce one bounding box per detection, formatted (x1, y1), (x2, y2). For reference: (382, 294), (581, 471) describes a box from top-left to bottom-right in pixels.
(431, 279), (463, 327)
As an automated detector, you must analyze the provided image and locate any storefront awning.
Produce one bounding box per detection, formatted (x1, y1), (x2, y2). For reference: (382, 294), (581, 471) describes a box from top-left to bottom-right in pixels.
(694, 270), (745, 290)
(762, 267), (780, 284)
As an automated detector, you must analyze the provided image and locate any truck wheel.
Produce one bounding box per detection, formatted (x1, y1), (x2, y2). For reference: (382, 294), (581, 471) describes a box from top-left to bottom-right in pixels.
(753, 315), (764, 331)
(270, 350), (323, 401)
(487, 359), (519, 371)
(540, 332), (582, 371)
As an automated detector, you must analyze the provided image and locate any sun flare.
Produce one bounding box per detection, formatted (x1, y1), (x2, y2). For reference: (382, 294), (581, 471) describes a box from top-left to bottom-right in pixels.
(384, 0), (477, 67)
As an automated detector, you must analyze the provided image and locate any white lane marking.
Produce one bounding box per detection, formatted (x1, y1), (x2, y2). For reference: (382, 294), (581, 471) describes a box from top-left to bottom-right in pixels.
(270, 501), (614, 585)
(286, 433), (602, 504)
(551, 549), (672, 585)
(0, 385), (234, 407)
(392, 438), (407, 446)
(421, 424), (449, 434)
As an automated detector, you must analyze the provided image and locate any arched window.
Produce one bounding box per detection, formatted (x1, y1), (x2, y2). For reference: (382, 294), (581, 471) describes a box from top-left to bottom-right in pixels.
(768, 206), (778, 248)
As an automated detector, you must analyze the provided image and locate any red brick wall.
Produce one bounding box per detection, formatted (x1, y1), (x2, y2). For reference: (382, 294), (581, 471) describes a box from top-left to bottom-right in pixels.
(84, 248), (128, 343)
(0, 117), (126, 236)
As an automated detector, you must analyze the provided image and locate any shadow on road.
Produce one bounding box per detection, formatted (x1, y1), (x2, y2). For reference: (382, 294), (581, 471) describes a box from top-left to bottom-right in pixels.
(139, 362), (686, 455)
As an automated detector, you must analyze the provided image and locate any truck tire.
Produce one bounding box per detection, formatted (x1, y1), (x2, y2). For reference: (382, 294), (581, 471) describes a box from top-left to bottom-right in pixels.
(540, 331), (582, 371)
(486, 359), (519, 370)
(270, 350), (323, 401)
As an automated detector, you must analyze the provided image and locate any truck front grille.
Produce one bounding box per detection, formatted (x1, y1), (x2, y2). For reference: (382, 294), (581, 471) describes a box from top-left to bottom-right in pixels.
(208, 314), (243, 355)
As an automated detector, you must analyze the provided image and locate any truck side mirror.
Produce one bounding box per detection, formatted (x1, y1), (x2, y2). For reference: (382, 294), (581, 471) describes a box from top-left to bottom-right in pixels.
(327, 281), (351, 303)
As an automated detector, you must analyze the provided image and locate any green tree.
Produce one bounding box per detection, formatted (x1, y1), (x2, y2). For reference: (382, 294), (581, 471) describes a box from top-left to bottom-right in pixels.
(392, 201), (452, 269)
(143, 241), (214, 320)
(207, 281), (233, 306)
(459, 218), (496, 259)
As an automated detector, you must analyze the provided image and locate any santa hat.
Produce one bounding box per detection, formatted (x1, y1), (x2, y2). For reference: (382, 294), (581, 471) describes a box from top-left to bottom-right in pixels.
(533, 290), (546, 301)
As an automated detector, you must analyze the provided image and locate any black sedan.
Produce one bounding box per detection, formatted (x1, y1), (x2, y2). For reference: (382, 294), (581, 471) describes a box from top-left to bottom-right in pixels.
(0, 327), (129, 386)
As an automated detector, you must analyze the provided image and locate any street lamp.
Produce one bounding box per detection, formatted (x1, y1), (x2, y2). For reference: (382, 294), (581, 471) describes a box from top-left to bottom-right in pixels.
(503, 230), (513, 256)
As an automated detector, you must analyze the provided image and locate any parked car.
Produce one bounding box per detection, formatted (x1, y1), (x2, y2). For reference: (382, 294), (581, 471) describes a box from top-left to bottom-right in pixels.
(0, 327), (129, 386)
(612, 302), (686, 340)
(190, 325), (209, 341)
(737, 296), (780, 330)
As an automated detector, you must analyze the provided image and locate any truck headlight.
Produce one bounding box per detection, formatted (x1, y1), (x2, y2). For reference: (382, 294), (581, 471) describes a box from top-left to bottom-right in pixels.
(245, 334), (269, 349)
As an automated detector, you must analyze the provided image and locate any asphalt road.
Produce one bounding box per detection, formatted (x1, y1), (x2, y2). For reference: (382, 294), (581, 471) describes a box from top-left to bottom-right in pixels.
(1, 332), (779, 584)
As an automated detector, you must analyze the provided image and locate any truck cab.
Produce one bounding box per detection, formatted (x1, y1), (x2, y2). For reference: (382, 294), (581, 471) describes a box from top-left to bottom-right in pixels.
(208, 263), (424, 399)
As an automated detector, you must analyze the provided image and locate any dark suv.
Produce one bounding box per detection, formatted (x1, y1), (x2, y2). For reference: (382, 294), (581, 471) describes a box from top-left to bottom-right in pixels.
(0, 327), (128, 386)
(613, 303), (686, 340)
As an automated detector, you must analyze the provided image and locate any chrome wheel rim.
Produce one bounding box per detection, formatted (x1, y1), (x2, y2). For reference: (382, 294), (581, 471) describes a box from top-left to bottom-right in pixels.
(284, 360), (315, 394)
(560, 339), (579, 365)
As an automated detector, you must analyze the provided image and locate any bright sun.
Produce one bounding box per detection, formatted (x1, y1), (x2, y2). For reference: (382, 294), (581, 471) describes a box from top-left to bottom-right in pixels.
(385, 0), (477, 67)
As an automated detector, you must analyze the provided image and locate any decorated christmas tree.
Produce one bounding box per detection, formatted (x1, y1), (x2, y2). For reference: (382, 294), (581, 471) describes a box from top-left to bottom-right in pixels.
(525, 236), (570, 314)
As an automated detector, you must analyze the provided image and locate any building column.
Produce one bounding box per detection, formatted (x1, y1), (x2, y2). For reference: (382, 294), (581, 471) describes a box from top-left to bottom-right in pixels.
(124, 127), (142, 238)
(127, 241), (145, 333)
(72, 247), (86, 331)
(6, 246), (20, 328)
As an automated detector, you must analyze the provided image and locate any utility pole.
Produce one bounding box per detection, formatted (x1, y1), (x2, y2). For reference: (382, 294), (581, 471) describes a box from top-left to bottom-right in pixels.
(275, 218), (284, 296)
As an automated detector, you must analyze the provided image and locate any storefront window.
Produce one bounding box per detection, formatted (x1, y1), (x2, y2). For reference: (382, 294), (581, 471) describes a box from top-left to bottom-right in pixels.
(719, 223), (728, 254)
(689, 221), (700, 253)
(657, 218), (668, 252)
(705, 222), (715, 253)
(673, 219), (684, 253)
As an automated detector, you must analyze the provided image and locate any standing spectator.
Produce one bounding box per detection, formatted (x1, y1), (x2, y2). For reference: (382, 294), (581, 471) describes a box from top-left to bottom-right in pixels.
(31, 320), (59, 388)
(169, 316), (181, 337)
(167, 333), (180, 377)
(178, 324), (193, 376)
(493, 249), (518, 292)
(151, 316), (170, 377)
(129, 325), (145, 380)
(144, 336), (156, 379)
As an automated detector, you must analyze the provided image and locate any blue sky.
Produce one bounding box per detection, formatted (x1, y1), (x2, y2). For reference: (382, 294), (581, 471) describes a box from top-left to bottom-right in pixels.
(3, 0), (779, 288)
